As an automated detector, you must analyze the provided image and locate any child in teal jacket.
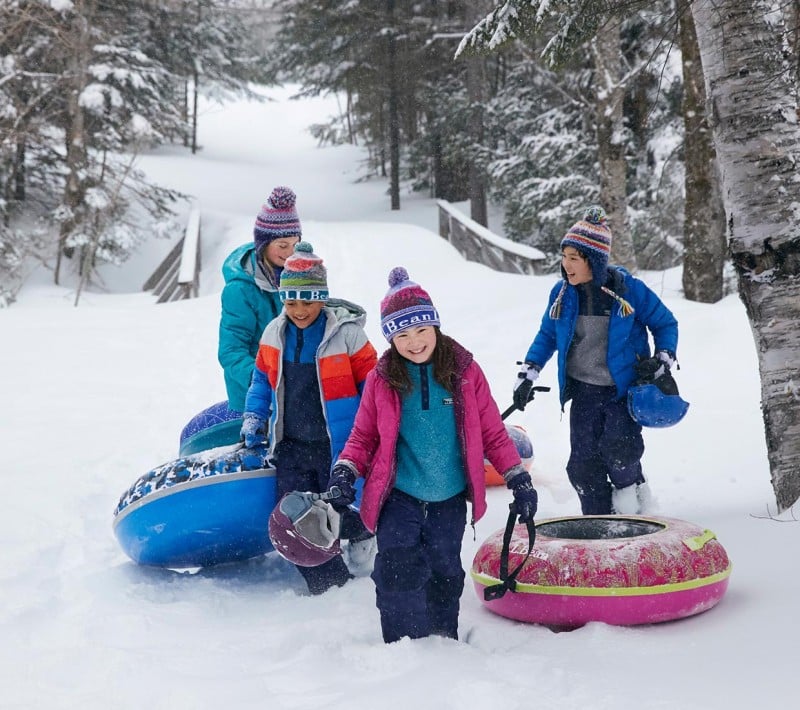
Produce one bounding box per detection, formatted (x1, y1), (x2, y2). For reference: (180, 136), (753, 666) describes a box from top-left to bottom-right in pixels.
(218, 186), (301, 413)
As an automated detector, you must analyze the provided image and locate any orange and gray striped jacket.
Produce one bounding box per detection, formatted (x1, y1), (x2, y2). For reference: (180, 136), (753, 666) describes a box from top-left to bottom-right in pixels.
(243, 298), (377, 461)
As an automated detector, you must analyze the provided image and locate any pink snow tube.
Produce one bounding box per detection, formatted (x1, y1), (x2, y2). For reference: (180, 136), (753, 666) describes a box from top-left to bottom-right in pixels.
(472, 515), (731, 628)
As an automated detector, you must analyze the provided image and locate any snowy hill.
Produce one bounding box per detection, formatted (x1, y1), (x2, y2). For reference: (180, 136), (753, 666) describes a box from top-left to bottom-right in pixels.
(1, 86), (793, 710)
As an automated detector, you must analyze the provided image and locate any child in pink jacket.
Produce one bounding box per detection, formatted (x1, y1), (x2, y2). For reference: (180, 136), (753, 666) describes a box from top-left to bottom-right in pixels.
(326, 267), (537, 643)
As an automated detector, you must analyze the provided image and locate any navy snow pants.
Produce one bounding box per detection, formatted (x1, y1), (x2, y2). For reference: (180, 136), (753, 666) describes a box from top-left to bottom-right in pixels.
(567, 380), (645, 515)
(371, 489), (467, 643)
(274, 438), (353, 595)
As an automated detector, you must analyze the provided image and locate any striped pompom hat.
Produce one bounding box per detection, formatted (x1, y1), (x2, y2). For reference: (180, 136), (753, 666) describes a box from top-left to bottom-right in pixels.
(550, 206), (634, 320)
(380, 267), (440, 341)
(278, 242), (328, 302)
(254, 186), (302, 255)
(560, 205), (612, 285)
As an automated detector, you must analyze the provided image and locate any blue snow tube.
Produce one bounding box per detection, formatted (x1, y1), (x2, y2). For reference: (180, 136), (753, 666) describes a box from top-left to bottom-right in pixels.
(179, 401), (243, 456)
(113, 444), (277, 568)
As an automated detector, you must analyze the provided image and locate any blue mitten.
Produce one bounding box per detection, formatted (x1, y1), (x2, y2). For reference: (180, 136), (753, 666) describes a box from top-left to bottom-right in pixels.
(505, 467), (538, 524)
(240, 413), (267, 449)
(327, 463), (357, 512)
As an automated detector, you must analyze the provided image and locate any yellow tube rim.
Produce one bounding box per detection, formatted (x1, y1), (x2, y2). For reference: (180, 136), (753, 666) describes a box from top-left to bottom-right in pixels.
(471, 563), (732, 597)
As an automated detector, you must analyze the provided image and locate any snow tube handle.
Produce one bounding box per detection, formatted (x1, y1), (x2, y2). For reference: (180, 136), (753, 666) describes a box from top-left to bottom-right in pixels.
(683, 529), (717, 551)
(483, 511), (536, 601)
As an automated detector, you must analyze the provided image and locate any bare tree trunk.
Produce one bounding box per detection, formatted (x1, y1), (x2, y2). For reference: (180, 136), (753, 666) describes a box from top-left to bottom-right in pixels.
(592, 17), (635, 271)
(678, 0), (726, 303)
(692, 0), (800, 511)
(464, 0), (489, 226)
(466, 54), (488, 226)
(13, 136), (26, 202)
(786, 1), (800, 88)
(191, 69), (199, 155)
(387, 4), (400, 211)
(56, 0), (93, 286)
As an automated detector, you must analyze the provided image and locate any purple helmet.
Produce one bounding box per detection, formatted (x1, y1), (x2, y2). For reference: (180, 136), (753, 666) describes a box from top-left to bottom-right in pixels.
(268, 491), (342, 567)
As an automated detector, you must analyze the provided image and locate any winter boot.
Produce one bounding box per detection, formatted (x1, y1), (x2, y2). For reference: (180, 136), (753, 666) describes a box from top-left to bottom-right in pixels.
(344, 529), (377, 574)
(611, 484), (640, 515)
(636, 481), (655, 513)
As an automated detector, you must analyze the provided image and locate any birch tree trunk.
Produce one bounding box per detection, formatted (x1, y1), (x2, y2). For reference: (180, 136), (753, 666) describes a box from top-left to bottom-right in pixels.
(592, 17), (636, 272)
(678, 0), (726, 303)
(692, 0), (800, 510)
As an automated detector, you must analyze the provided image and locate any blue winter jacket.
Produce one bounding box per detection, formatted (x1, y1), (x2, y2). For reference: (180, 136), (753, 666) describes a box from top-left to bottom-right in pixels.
(218, 244), (283, 412)
(524, 267), (678, 406)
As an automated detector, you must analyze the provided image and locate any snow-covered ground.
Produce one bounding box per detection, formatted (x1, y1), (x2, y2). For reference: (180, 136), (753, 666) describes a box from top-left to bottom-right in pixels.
(1, 86), (794, 710)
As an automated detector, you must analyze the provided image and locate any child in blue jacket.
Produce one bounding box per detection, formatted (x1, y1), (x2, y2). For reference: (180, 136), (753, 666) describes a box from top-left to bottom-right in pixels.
(513, 207), (678, 516)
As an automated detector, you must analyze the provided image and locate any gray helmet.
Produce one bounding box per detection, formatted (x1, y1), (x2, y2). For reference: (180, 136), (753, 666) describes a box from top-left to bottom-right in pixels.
(268, 491), (342, 567)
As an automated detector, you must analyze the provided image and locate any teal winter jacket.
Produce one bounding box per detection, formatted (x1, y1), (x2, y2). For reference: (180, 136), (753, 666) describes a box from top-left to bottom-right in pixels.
(218, 243), (283, 412)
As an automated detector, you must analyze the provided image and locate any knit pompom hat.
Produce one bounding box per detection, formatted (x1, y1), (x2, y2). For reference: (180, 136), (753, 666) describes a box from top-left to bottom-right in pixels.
(254, 186), (302, 256)
(380, 267), (440, 341)
(560, 205), (612, 286)
(550, 206), (634, 320)
(278, 242), (328, 302)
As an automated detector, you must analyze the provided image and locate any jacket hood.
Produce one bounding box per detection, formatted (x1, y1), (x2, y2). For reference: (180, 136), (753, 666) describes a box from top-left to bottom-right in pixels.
(323, 298), (369, 329)
(222, 243), (278, 293)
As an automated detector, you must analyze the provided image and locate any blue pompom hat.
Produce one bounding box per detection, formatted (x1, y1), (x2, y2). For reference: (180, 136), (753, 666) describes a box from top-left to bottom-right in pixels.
(560, 205), (612, 285)
(380, 267), (440, 341)
(254, 186), (302, 256)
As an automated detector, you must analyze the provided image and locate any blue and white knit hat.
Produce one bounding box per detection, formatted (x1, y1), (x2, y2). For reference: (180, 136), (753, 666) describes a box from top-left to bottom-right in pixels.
(560, 205), (612, 285)
(380, 267), (440, 341)
(254, 186), (302, 256)
(279, 242), (329, 302)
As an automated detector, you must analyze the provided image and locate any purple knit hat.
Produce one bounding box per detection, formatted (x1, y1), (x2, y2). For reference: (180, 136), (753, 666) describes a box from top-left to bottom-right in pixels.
(254, 186), (302, 255)
(380, 267), (440, 341)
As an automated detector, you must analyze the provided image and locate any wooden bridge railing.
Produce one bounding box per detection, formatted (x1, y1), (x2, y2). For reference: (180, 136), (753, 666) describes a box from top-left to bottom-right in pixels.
(143, 205), (201, 304)
(437, 200), (546, 275)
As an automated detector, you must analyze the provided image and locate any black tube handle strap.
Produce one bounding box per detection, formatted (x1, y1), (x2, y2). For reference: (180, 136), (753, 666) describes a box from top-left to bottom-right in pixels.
(483, 510), (536, 601)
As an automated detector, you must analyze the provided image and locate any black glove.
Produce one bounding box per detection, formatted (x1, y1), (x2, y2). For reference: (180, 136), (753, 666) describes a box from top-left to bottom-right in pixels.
(327, 463), (357, 512)
(635, 351), (679, 395)
(505, 468), (538, 524)
(513, 362), (540, 411)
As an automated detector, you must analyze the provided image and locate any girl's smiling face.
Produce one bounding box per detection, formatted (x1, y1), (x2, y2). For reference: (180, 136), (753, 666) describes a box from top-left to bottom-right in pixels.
(392, 325), (437, 364)
(561, 246), (593, 285)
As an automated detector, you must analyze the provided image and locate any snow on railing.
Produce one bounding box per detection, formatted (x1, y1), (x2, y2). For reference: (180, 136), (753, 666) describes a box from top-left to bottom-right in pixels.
(143, 205), (201, 303)
(437, 200), (546, 275)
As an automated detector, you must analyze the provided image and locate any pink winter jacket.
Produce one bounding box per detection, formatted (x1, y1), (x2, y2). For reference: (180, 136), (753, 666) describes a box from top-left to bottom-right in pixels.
(338, 338), (521, 533)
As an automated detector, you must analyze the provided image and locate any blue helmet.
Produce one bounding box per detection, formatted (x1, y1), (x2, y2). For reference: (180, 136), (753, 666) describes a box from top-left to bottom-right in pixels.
(627, 384), (689, 428)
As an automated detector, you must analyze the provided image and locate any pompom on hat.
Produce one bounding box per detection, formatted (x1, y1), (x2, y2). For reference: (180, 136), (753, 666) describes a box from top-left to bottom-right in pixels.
(279, 242), (328, 302)
(254, 186), (302, 256)
(380, 267), (440, 341)
(560, 205), (612, 285)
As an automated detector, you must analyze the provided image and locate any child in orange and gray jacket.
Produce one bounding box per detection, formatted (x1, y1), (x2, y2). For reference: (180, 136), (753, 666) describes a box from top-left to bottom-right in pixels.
(241, 242), (378, 594)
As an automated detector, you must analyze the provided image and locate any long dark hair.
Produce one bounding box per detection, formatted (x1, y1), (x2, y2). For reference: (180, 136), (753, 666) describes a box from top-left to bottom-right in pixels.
(385, 328), (458, 394)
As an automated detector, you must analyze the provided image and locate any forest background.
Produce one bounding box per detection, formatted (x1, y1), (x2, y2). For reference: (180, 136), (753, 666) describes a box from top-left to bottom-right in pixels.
(1, 0), (799, 510)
